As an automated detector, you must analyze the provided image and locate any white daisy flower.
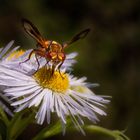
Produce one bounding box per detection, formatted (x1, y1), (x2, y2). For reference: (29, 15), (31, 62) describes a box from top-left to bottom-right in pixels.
(0, 41), (110, 134)
(0, 41), (78, 98)
(0, 62), (110, 134)
(0, 40), (77, 116)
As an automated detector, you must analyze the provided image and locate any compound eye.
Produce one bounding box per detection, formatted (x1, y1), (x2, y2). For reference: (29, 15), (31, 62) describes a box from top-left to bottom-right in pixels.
(58, 53), (65, 61)
(47, 52), (57, 60)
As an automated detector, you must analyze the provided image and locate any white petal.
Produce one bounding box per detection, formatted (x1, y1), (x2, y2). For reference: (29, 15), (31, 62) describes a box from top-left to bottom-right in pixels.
(0, 66), (33, 81)
(29, 89), (46, 107)
(11, 88), (42, 106)
(0, 40), (14, 59)
(5, 83), (37, 92)
(35, 92), (48, 124)
(54, 94), (60, 117)
(4, 46), (20, 60)
(14, 102), (29, 112)
(56, 94), (67, 123)
(66, 52), (78, 59)
(46, 90), (52, 124)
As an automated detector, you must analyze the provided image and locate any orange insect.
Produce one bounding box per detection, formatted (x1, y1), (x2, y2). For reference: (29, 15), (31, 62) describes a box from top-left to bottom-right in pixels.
(21, 18), (90, 75)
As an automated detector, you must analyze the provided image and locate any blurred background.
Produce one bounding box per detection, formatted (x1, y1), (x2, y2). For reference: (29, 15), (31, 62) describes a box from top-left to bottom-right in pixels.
(0, 0), (140, 139)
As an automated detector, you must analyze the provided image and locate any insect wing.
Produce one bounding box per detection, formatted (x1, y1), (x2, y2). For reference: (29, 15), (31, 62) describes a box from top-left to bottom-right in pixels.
(63, 28), (90, 48)
(22, 18), (44, 44)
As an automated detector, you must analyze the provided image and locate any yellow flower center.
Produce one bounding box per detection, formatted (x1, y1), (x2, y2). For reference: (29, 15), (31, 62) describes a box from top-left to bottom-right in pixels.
(34, 67), (69, 93)
(7, 50), (25, 60)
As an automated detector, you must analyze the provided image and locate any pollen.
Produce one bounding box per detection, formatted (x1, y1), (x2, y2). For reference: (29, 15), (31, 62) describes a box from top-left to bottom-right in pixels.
(7, 50), (25, 60)
(34, 67), (69, 93)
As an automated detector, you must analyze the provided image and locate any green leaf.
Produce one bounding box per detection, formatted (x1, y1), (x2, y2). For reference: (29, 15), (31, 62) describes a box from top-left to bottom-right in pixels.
(0, 119), (7, 140)
(84, 125), (130, 140)
(7, 109), (35, 140)
(0, 108), (9, 126)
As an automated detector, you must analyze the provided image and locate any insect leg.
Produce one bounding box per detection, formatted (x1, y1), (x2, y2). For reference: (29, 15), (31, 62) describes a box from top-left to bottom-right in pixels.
(58, 61), (65, 79)
(51, 63), (56, 77)
(19, 49), (35, 65)
(33, 54), (40, 74)
(44, 60), (50, 69)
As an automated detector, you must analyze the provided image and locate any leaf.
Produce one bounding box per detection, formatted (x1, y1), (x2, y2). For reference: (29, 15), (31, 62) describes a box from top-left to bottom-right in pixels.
(7, 109), (35, 140)
(84, 125), (130, 140)
(0, 119), (7, 140)
(0, 107), (9, 126)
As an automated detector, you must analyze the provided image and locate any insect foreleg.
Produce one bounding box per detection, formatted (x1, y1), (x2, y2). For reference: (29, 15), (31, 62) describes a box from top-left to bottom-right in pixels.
(58, 61), (65, 79)
(19, 49), (35, 65)
(35, 54), (40, 71)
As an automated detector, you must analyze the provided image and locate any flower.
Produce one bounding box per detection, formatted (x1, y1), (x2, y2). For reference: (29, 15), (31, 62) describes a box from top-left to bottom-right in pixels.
(0, 41), (110, 134)
(0, 40), (77, 117)
(0, 65), (110, 134)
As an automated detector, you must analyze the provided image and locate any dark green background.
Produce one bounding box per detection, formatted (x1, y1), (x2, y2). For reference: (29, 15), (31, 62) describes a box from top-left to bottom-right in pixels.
(0, 0), (139, 140)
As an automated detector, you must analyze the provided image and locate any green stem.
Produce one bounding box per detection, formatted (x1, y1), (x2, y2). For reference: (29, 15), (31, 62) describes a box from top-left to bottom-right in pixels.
(6, 110), (35, 140)
(33, 118), (73, 140)
(33, 122), (62, 140)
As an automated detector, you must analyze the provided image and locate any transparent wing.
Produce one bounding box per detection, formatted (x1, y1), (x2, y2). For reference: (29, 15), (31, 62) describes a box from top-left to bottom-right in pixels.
(22, 18), (45, 44)
(63, 28), (90, 48)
